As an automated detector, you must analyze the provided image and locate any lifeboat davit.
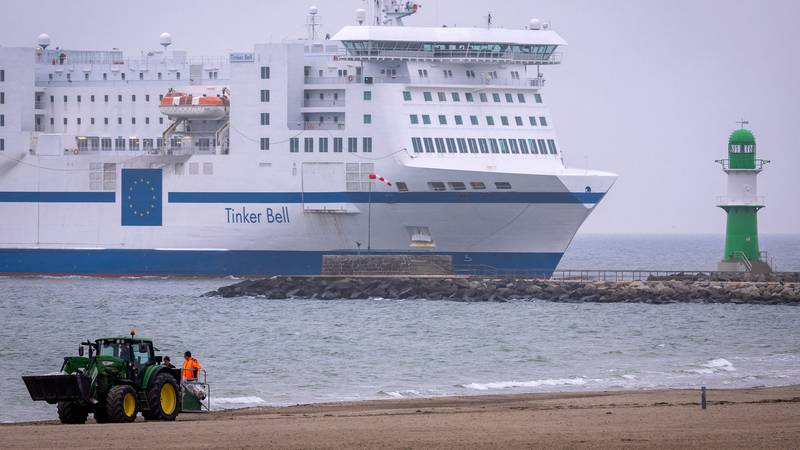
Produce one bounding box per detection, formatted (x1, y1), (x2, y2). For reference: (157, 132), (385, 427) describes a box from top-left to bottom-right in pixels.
(159, 91), (229, 120)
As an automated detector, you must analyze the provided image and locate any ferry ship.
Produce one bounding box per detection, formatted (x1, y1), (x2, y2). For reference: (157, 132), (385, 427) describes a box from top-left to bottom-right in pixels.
(0, 1), (616, 276)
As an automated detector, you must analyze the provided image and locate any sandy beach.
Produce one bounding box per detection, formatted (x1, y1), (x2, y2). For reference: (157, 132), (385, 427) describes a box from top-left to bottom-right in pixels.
(2, 386), (799, 449)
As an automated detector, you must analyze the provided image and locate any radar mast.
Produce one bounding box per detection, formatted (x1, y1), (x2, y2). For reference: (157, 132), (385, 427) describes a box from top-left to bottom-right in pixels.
(370, 0), (421, 26)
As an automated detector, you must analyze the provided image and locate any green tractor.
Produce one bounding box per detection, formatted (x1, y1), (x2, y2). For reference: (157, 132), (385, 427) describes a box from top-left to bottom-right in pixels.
(22, 331), (183, 424)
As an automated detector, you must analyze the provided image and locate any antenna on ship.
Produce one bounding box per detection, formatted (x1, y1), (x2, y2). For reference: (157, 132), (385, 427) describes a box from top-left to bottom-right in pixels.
(159, 32), (172, 51)
(356, 8), (367, 25)
(485, 11), (493, 29)
(37, 33), (51, 51)
(306, 6), (322, 40)
(737, 118), (749, 128)
(370, 0), (421, 26)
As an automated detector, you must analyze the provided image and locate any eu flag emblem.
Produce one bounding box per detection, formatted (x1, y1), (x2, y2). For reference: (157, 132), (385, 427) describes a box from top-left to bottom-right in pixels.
(121, 169), (162, 226)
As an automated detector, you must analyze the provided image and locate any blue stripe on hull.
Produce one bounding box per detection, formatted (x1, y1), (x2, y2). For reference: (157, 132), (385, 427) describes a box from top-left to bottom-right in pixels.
(169, 191), (604, 204)
(0, 249), (562, 276)
(0, 192), (115, 203)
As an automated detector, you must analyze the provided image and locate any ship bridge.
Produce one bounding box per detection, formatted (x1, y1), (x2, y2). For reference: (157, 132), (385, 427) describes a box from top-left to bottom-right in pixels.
(332, 26), (565, 65)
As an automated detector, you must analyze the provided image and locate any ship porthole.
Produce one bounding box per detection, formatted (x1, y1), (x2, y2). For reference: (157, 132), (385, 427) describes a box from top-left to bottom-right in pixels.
(585, 186), (592, 193)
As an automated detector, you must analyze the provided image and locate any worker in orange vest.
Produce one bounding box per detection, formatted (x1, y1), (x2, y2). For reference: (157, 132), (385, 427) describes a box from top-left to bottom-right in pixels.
(182, 351), (201, 381)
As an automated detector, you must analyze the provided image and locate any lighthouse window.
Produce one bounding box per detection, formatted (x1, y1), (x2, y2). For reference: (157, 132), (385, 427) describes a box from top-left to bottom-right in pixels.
(260, 113), (270, 125)
(362, 137), (372, 153)
(465, 93), (474, 102)
(529, 116), (537, 126)
(467, 138), (478, 153)
(260, 90), (270, 102)
(547, 139), (558, 154)
(289, 137), (299, 152)
(434, 138), (445, 153)
(495, 182), (512, 190)
(333, 137), (343, 152)
(470, 115), (479, 125)
(423, 91), (432, 101)
(422, 115), (431, 125)
(519, 139), (530, 154)
(260, 138), (270, 150)
(454, 115), (463, 125)
(260, 66), (270, 79)
(437, 92), (446, 102)
(411, 137), (423, 153)
(445, 138), (457, 153)
(457, 138), (468, 153)
(438, 115), (447, 125)
(403, 91), (412, 101)
(77, 95), (82, 103)
(304, 137), (313, 152)
(409, 114), (419, 124)
(423, 137), (434, 153)
(348, 137), (358, 153)
(539, 116), (548, 126)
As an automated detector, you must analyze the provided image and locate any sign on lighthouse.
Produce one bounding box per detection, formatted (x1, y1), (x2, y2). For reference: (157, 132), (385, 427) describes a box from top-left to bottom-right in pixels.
(715, 123), (772, 273)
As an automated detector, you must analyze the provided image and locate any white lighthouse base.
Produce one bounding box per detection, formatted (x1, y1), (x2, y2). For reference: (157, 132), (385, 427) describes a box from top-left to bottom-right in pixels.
(717, 259), (772, 273)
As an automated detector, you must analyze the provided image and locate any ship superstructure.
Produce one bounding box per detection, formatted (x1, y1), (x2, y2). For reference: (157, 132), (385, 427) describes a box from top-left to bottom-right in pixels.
(0, 1), (616, 275)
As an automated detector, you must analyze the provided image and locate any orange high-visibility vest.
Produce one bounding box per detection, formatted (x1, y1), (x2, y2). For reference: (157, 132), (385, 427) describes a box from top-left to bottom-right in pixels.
(182, 357), (201, 380)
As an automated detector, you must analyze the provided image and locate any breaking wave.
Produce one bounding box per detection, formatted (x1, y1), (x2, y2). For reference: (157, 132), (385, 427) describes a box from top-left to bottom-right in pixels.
(458, 377), (588, 391)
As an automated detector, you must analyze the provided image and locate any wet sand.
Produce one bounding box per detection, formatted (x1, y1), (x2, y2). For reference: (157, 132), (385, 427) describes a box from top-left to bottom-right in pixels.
(2, 386), (799, 449)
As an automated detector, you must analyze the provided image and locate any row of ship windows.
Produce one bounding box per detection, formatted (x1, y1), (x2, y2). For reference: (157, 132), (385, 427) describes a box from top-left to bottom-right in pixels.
(286, 137), (373, 153)
(42, 117), (165, 126)
(411, 137), (558, 155)
(395, 181), (513, 192)
(411, 114), (548, 127)
(75, 137), (216, 151)
(403, 90), (542, 104)
(48, 71), (191, 82)
(41, 93), (173, 103)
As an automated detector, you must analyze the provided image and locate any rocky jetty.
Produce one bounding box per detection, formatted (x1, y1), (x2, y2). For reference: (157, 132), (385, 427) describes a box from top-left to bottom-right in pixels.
(205, 276), (800, 305)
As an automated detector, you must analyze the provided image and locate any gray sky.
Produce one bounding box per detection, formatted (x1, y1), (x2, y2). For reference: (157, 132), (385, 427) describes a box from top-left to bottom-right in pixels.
(2, 0), (798, 235)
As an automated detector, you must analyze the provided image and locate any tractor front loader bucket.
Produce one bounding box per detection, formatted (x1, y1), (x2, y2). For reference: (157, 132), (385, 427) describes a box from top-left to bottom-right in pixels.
(22, 374), (91, 404)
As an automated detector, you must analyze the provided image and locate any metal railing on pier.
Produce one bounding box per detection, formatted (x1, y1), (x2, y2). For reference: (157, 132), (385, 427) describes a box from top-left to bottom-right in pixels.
(454, 265), (718, 281)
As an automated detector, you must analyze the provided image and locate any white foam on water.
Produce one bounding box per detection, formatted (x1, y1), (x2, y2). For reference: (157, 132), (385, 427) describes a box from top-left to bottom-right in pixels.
(378, 389), (422, 398)
(460, 377), (587, 391)
(686, 358), (737, 374)
(212, 396), (267, 408)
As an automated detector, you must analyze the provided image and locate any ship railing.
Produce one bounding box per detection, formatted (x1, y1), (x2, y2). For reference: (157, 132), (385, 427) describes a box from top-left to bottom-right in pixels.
(288, 121), (346, 130)
(303, 74), (543, 87)
(303, 99), (347, 107)
(338, 49), (562, 64)
(716, 196), (765, 206)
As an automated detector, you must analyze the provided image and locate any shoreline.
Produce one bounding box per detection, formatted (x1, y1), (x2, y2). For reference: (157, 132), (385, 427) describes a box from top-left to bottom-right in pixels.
(3, 385), (799, 448)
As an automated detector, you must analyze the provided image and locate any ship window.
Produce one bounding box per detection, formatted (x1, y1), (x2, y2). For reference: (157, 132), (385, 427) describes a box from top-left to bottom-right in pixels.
(189, 162), (199, 175)
(63, 118), (67, 125)
(465, 93), (474, 102)
(534, 93), (542, 103)
(50, 95), (54, 103)
(203, 163), (213, 175)
(50, 118), (54, 125)
(409, 114), (419, 124)
(260, 138), (270, 150)
(423, 91), (432, 101)
(103, 73), (107, 80)
(77, 95), (82, 103)
(456, 138), (467, 153)
(477, 139), (489, 153)
(479, 93), (487, 102)
(454, 115), (463, 125)
(517, 93), (526, 103)
(260, 66), (270, 79)
(539, 116), (548, 126)
(363, 91), (372, 100)
(451, 92), (460, 102)
(170, 137), (182, 149)
(363, 137), (372, 153)
(547, 139), (558, 154)
(500, 116), (509, 126)
(64, 95), (68, 103)
(445, 138), (457, 153)
(145, 117), (150, 125)
(121, 73), (125, 80)
(428, 182), (446, 191)
(411, 137), (423, 153)
(489, 139), (500, 153)
(529, 116), (537, 126)
(304, 137), (313, 152)
(470, 115), (479, 125)
(0, 115), (4, 127)
(90, 118), (95, 125)
(115, 138), (126, 150)
(499, 139), (510, 153)
(175, 72), (180, 80)
(448, 182), (466, 191)
(129, 138), (139, 150)
(104, 95), (109, 102)
(396, 182), (409, 192)
(175, 163), (184, 175)
(159, 117), (164, 125)
(537, 139), (547, 154)
(434, 138), (445, 153)
(515, 116), (523, 126)
(0, 138), (3, 151)
(467, 138), (478, 153)
(157, 72), (162, 80)
(363, 114), (372, 124)
(90, 95), (95, 102)
(143, 139), (153, 151)
(333, 137), (343, 152)
(423, 137), (434, 153)
(486, 116), (495, 126)
(1, 70), (5, 82)
(509, 139), (519, 154)
(101, 138), (112, 150)
(528, 139), (538, 154)
(422, 115), (431, 125)
(437, 92), (446, 102)
(131, 117), (136, 125)
(492, 93), (501, 103)
(290, 137), (299, 152)
(117, 94), (122, 102)
(260, 89), (270, 102)
(260, 113), (270, 125)
(470, 182), (486, 190)
(495, 182), (512, 190)
(505, 93), (513, 103)
(403, 91), (412, 101)
(104, 118), (109, 125)
(77, 118), (82, 125)
(519, 139), (529, 154)
(348, 137), (358, 152)
(438, 115), (447, 125)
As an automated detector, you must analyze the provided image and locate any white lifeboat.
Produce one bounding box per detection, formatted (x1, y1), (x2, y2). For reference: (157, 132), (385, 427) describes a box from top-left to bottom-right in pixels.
(159, 90), (229, 120)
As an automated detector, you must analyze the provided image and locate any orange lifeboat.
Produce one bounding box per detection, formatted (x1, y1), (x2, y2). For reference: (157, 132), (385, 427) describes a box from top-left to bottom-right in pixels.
(159, 90), (229, 120)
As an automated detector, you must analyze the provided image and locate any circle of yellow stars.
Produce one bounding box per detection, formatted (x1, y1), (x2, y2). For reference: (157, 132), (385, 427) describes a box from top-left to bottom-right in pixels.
(127, 177), (157, 217)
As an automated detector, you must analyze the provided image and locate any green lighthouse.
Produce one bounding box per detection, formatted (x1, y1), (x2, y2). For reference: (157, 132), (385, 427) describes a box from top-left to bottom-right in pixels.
(715, 123), (771, 273)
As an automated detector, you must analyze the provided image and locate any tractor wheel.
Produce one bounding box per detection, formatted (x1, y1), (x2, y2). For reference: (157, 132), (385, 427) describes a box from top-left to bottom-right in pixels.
(57, 401), (88, 424)
(106, 385), (138, 423)
(144, 373), (180, 421)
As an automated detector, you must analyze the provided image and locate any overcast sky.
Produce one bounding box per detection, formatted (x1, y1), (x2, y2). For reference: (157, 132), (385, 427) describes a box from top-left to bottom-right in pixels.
(1, 0), (798, 235)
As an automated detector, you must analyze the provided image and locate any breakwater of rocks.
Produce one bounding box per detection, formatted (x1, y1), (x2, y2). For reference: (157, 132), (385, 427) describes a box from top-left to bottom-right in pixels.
(205, 276), (800, 305)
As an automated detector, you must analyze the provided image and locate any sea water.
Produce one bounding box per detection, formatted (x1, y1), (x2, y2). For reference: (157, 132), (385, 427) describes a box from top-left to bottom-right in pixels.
(1, 234), (798, 423)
